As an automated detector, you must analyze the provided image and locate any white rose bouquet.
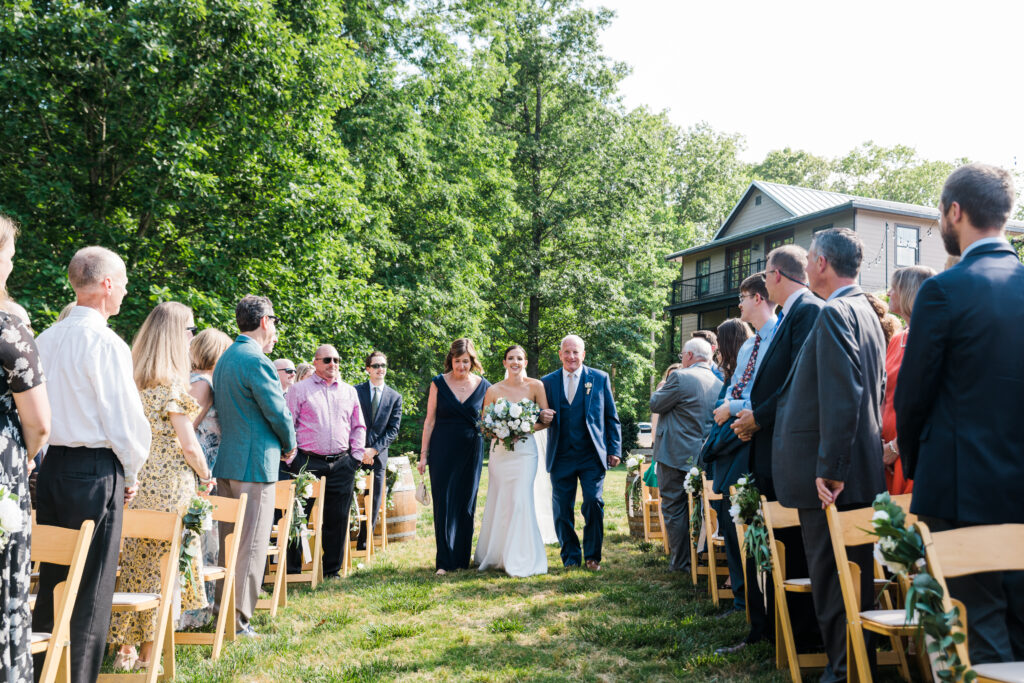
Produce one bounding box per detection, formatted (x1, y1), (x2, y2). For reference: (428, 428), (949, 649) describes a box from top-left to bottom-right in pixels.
(480, 397), (541, 451)
(0, 485), (23, 551)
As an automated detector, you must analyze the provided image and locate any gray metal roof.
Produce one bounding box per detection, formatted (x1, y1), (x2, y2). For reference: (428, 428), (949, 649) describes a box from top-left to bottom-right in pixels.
(755, 181), (856, 217)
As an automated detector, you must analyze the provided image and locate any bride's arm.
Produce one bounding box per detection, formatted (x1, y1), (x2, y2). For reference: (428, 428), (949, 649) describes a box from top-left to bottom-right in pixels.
(531, 380), (552, 431)
(481, 385), (497, 416)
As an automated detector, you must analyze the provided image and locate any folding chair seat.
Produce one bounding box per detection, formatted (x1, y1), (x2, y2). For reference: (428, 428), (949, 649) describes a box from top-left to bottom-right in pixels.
(258, 480), (295, 616)
(343, 471), (375, 575)
(701, 473), (733, 606)
(285, 476), (327, 589)
(29, 520), (94, 683)
(97, 509), (183, 683)
(918, 521), (1024, 683)
(174, 493), (247, 659)
(640, 460), (669, 553)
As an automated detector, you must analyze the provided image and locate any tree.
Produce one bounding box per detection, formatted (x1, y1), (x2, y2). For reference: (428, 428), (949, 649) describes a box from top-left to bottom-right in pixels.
(751, 146), (831, 190)
(832, 142), (960, 206)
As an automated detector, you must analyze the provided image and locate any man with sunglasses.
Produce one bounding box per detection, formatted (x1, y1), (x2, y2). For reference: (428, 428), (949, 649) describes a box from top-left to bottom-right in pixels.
(285, 344), (366, 578)
(274, 358), (297, 393)
(354, 351), (403, 551)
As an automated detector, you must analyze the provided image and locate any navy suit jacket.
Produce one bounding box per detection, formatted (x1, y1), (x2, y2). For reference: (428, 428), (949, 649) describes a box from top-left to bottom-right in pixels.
(355, 381), (403, 464)
(896, 240), (1024, 524)
(541, 365), (621, 472)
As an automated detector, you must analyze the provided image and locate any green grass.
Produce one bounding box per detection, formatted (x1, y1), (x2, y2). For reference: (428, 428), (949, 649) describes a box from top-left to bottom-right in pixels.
(167, 465), (899, 681)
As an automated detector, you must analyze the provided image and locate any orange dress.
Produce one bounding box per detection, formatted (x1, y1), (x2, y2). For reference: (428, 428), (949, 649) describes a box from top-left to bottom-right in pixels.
(881, 328), (913, 495)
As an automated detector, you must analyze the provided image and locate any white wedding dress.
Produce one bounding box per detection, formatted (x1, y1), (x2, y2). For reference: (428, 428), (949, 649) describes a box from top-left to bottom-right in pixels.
(474, 434), (549, 577)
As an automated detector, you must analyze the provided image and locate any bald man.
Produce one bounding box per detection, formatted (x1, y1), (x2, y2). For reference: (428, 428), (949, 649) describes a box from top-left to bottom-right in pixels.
(284, 345), (367, 578)
(274, 358), (297, 393)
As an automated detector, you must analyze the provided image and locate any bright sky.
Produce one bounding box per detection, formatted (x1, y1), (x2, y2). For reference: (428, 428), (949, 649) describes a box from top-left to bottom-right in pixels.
(583, 0), (1023, 171)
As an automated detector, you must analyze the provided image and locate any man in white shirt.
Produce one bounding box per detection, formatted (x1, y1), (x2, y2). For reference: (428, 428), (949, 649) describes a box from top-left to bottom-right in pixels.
(32, 246), (151, 683)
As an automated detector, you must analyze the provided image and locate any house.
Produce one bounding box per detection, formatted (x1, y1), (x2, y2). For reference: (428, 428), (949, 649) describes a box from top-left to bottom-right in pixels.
(664, 180), (1024, 352)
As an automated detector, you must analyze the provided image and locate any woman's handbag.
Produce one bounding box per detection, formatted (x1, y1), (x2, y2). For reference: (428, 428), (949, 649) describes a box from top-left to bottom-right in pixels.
(415, 472), (431, 506)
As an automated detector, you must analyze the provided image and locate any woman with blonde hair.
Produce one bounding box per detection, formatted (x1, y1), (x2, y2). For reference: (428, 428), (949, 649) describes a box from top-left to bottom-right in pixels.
(294, 362), (314, 382)
(109, 302), (212, 671)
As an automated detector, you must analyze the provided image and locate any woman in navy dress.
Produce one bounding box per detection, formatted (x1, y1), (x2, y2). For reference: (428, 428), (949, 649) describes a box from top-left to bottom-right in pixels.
(418, 338), (490, 574)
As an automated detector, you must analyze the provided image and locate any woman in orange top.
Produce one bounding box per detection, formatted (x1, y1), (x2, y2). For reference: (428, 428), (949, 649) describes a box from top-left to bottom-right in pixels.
(882, 265), (936, 495)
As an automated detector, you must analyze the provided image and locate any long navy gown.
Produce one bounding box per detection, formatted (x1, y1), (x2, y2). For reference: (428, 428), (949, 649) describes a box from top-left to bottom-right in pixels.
(428, 375), (490, 571)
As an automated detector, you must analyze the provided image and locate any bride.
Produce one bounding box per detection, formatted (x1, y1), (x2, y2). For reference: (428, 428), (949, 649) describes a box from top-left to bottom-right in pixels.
(474, 345), (552, 577)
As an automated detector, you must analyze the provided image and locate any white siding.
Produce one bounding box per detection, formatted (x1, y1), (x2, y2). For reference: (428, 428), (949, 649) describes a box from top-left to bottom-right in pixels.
(854, 210), (945, 293)
(718, 193), (792, 239)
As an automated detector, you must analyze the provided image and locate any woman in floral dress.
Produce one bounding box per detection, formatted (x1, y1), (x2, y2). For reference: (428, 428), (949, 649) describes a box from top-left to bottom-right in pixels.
(0, 215), (50, 683)
(108, 302), (213, 672)
(178, 328), (232, 629)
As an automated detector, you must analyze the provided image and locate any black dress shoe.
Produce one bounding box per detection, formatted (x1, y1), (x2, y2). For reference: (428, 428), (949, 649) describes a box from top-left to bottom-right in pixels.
(324, 572), (341, 580)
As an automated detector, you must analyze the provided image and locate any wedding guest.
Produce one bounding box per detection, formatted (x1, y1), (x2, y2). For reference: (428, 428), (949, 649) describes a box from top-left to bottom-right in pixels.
(108, 303), (212, 671)
(33, 246), (152, 683)
(880, 266), (934, 496)
(295, 363), (314, 382)
(865, 292), (901, 345)
(691, 330), (724, 380)
(274, 358), (297, 393)
(212, 295), (296, 637)
(179, 327), (233, 629)
(284, 345), (367, 577)
(418, 338), (490, 575)
(55, 302), (76, 323)
(774, 228), (887, 683)
(355, 351), (403, 551)
(649, 340), (721, 574)
(896, 164), (1024, 664)
(649, 362), (681, 443)
(0, 215), (50, 682)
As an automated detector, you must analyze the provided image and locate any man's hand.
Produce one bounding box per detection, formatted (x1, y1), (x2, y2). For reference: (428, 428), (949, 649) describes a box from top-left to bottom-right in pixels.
(124, 485), (139, 505)
(608, 455), (621, 468)
(364, 447), (378, 459)
(712, 402), (732, 426)
(882, 440), (899, 466)
(539, 409), (554, 425)
(815, 477), (845, 507)
(361, 451), (375, 465)
(282, 449), (296, 465)
(731, 409), (760, 441)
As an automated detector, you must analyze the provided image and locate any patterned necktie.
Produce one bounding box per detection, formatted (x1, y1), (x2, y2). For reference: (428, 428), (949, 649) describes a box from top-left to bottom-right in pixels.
(731, 334), (762, 399)
(371, 387), (381, 422)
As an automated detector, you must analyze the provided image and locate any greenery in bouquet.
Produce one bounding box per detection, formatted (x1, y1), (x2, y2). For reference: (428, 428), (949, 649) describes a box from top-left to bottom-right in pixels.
(683, 466), (704, 548)
(0, 485), (22, 551)
(867, 492), (974, 682)
(351, 474), (370, 533)
(289, 465), (317, 547)
(624, 454), (643, 515)
(385, 459), (400, 508)
(729, 475), (770, 574)
(480, 398), (540, 451)
(180, 495), (213, 588)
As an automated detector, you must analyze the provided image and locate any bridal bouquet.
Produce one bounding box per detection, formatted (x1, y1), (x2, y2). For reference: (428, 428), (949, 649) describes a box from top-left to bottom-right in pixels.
(480, 398), (541, 451)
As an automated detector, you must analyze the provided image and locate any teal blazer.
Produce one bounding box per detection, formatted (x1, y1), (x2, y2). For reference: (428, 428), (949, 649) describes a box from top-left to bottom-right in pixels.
(212, 335), (297, 483)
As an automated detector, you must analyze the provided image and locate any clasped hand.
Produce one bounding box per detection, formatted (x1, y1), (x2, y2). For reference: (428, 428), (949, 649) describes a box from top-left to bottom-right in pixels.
(731, 409), (759, 441)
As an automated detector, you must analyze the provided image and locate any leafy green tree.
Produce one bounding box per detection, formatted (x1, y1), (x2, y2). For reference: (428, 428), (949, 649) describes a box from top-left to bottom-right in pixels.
(751, 146), (832, 190)
(832, 142), (961, 206)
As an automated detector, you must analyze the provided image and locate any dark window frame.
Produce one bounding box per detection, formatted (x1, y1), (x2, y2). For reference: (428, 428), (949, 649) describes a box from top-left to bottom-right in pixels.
(895, 224), (920, 266)
(764, 229), (795, 255)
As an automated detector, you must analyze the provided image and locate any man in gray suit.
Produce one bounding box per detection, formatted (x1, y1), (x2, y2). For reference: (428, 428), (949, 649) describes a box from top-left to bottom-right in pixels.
(649, 338), (723, 573)
(773, 228), (887, 683)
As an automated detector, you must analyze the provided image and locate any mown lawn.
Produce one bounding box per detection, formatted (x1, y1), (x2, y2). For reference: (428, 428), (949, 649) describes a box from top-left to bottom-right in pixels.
(171, 465), (794, 681)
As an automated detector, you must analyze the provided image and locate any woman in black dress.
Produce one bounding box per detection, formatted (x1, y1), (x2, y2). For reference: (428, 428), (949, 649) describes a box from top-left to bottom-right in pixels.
(418, 338), (490, 574)
(0, 215), (50, 682)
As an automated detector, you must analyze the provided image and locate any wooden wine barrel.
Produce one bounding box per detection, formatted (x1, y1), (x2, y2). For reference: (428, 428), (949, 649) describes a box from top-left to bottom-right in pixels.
(625, 451), (660, 540)
(384, 455), (418, 543)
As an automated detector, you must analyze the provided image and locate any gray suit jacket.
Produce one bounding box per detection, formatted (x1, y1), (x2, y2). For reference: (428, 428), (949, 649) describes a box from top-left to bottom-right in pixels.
(773, 286), (887, 509)
(649, 362), (722, 471)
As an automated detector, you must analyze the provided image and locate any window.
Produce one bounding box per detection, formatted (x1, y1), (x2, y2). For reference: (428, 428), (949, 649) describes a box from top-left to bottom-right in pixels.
(895, 225), (919, 266)
(695, 258), (710, 297)
(765, 230), (794, 254)
(726, 242), (752, 290)
(755, 195), (762, 206)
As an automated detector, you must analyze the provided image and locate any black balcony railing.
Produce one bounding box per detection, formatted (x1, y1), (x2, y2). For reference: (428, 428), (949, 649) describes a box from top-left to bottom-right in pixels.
(669, 259), (767, 307)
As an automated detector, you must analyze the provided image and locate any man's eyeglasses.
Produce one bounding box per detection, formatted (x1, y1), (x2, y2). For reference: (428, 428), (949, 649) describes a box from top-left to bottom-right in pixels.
(265, 315), (279, 325)
(280, 368), (296, 375)
(316, 357), (341, 364)
(369, 363), (387, 369)
(186, 326), (198, 335)
(764, 268), (809, 287)
(737, 293), (753, 304)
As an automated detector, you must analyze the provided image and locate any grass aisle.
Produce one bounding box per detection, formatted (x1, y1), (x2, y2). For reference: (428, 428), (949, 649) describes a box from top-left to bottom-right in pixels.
(175, 465), (787, 682)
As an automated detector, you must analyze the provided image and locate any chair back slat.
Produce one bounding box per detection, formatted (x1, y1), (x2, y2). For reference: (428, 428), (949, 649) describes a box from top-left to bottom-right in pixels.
(274, 479), (295, 510)
(701, 474), (723, 501)
(30, 524), (87, 564)
(833, 494), (917, 547)
(761, 499), (801, 529)
(922, 523), (1024, 577)
(208, 494), (244, 524)
(120, 509), (180, 541)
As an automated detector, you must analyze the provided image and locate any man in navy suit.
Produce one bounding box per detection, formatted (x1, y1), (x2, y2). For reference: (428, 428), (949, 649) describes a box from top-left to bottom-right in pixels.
(896, 163), (1024, 664)
(541, 335), (621, 570)
(355, 350), (403, 550)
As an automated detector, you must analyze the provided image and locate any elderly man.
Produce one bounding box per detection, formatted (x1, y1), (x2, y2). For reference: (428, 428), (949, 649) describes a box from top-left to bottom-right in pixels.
(213, 295), (296, 638)
(33, 247), (151, 682)
(285, 345), (367, 578)
(274, 358), (297, 393)
(649, 338), (722, 573)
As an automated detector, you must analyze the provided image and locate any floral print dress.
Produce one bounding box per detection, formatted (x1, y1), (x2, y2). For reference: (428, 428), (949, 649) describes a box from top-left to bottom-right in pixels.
(0, 313), (45, 682)
(108, 384), (206, 647)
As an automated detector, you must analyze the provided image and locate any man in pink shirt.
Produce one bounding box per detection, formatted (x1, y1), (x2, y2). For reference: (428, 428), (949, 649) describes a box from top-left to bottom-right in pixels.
(284, 344), (368, 577)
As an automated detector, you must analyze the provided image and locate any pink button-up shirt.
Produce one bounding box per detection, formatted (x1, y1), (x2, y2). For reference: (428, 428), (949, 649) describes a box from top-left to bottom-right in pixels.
(287, 373), (366, 461)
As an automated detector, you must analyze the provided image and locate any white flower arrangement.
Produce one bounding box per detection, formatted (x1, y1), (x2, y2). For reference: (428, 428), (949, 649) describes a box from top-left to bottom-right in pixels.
(480, 398), (541, 451)
(683, 467), (701, 495)
(0, 485), (22, 550)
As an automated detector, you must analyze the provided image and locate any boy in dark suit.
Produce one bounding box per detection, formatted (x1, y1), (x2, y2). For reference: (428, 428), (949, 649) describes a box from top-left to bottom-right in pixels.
(355, 351), (403, 550)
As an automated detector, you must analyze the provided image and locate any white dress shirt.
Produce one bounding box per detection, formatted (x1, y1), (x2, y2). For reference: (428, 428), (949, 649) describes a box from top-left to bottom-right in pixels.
(36, 306), (151, 486)
(562, 367), (582, 402)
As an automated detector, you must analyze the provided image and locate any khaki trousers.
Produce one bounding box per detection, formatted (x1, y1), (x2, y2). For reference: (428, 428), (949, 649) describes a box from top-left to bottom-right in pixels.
(215, 479), (275, 631)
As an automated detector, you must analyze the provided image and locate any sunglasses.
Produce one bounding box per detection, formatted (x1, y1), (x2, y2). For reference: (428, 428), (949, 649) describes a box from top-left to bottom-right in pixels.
(265, 315), (279, 324)
(368, 363), (387, 369)
(186, 326), (198, 335)
(280, 368), (296, 375)
(316, 357), (340, 364)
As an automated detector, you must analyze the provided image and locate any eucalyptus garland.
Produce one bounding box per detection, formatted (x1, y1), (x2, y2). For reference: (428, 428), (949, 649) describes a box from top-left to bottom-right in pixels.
(868, 492), (976, 683)
(179, 495), (213, 588)
(729, 474), (770, 574)
(289, 465), (317, 547)
(683, 466), (704, 549)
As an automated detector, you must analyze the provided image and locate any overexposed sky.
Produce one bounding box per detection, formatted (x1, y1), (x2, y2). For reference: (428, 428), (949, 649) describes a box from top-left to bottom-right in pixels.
(583, 0), (1023, 171)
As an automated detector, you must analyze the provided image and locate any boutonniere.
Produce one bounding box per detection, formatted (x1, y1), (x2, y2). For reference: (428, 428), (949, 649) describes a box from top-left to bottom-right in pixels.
(585, 381), (593, 395)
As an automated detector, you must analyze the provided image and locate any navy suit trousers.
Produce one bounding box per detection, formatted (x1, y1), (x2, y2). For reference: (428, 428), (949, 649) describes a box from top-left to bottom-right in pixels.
(550, 454), (605, 566)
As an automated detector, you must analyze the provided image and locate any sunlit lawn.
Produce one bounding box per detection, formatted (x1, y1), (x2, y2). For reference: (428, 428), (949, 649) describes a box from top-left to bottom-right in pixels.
(171, 465), (796, 682)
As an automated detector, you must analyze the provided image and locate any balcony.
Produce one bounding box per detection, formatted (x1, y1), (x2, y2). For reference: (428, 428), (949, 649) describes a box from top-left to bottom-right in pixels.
(668, 259), (767, 309)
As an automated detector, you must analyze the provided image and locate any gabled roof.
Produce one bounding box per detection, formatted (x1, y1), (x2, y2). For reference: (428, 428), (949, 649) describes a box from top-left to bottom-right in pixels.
(711, 180), (855, 240)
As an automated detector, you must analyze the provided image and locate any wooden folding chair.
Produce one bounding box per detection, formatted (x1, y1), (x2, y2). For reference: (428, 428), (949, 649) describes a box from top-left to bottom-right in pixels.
(640, 460), (669, 553)
(825, 499), (921, 683)
(174, 493), (247, 660)
(918, 521), (1024, 683)
(258, 480), (295, 617)
(372, 472), (388, 552)
(286, 476), (327, 588)
(729, 485), (751, 624)
(343, 471), (374, 575)
(30, 520), (94, 683)
(98, 509), (183, 683)
(701, 472), (733, 606)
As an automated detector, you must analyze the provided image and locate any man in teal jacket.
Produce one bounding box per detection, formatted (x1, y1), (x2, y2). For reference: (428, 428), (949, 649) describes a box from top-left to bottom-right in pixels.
(213, 295), (296, 637)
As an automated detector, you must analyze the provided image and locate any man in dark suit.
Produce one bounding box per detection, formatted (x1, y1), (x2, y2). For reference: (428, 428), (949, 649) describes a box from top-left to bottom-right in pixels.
(896, 163), (1024, 664)
(721, 244), (824, 654)
(773, 228), (887, 683)
(355, 350), (403, 550)
(541, 335), (621, 570)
